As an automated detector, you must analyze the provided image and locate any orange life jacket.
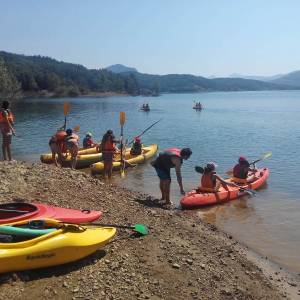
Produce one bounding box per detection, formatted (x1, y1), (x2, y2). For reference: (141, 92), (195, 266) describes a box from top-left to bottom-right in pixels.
(0, 109), (14, 123)
(201, 171), (216, 189)
(102, 140), (115, 152)
(55, 131), (67, 153)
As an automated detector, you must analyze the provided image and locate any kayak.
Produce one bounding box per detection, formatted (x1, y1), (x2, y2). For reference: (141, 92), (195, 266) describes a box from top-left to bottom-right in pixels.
(180, 168), (269, 208)
(0, 219), (116, 273)
(40, 150), (103, 169)
(140, 107), (150, 112)
(0, 202), (102, 224)
(193, 106), (202, 110)
(90, 144), (158, 174)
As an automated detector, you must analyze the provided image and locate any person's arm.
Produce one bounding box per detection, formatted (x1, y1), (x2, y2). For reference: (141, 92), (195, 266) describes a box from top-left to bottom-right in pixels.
(215, 174), (243, 188)
(172, 157), (185, 194)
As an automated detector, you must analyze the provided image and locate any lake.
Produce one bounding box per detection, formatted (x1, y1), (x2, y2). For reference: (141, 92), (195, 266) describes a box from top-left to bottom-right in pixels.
(10, 90), (300, 273)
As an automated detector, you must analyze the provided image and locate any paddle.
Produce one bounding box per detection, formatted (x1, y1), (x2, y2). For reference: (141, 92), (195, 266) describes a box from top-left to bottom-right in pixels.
(120, 112), (126, 177)
(194, 166), (256, 196)
(128, 119), (162, 145)
(226, 152), (272, 176)
(67, 222), (149, 236)
(63, 101), (71, 130)
(73, 125), (80, 133)
(0, 208), (27, 214)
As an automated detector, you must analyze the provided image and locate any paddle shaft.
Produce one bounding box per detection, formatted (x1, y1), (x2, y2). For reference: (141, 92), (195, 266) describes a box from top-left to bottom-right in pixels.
(128, 119), (162, 145)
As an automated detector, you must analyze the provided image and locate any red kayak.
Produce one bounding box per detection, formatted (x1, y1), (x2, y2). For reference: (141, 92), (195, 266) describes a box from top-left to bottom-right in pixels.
(180, 168), (269, 208)
(0, 202), (102, 224)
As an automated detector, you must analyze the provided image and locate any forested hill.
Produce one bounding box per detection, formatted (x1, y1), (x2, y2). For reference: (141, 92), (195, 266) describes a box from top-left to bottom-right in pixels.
(0, 51), (139, 98)
(0, 51), (298, 100)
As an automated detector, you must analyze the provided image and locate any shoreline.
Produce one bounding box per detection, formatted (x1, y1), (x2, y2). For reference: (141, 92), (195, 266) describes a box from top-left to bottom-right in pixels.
(0, 161), (299, 299)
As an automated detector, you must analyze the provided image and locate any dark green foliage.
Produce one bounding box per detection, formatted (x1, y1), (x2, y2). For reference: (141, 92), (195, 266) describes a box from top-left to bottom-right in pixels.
(0, 51), (139, 97)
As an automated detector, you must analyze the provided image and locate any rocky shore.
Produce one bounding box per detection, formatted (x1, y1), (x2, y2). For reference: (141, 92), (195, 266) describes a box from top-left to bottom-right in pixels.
(0, 161), (298, 299)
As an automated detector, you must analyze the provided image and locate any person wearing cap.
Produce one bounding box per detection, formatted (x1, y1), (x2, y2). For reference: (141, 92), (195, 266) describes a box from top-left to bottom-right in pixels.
(232, 156), (256, 183)
(64, 128), (79, 169)
(130, 136), (142, 155)
(151, 147), (192, 206)
(83, 132), (95, 149)
(197, 162), (238, 193)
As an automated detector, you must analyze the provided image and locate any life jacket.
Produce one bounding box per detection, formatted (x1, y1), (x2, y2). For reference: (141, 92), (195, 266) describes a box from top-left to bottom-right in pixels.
(54, 130), (67, 152)
(198, 171), (216, 192)
(233, 163), (249, 179)
(151, 148), (182, 170)
(102, 140), (115, 152)
(130, 141), (142, 155)
(0, 109), (14, 123)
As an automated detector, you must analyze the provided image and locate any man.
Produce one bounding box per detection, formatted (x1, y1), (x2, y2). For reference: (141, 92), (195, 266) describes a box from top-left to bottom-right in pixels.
(0, 101), (16, 161)
(83, 132), (95, 149)
(151, 147), (192, 206)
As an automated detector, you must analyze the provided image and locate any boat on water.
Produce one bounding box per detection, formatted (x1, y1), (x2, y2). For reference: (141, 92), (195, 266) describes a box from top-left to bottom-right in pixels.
(0, 219), (116, 273)
(140, 104), (150, 111)
(90, 144), (158, 174)
(0, 202), (102, 224)
(180, 168), (269, 208)
(193, 102), (202, 110)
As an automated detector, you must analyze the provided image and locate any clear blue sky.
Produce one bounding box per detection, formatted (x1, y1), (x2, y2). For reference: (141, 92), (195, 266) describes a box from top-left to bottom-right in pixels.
(1, 0), (299, 76)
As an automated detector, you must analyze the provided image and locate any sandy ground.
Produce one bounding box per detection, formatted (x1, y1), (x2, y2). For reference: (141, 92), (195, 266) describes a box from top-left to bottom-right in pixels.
(0, 161), (299, 299)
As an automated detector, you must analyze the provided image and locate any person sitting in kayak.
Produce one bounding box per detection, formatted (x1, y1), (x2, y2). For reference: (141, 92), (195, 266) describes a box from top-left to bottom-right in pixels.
(83, 132), (95, 149)
(130, 137), (142, 155)
(232, 156), (256, 184)
(65, 128), (79, 169)
(197, 162), (233, 193)
(151, 147), (192, 206)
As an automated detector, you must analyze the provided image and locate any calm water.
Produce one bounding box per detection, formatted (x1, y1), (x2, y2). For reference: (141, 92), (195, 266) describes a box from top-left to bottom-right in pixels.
(10, 91), (300, 273)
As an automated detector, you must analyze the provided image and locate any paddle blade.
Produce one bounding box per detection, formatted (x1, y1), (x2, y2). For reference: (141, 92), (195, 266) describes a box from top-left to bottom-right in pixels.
(73, 125), (80, 132)
(120, 111), (126, 126)
(195, 166), (204, 173)
(64, 102), (71, 116)
(263, 152), (272, 160)
(239, 188), (256, 196)
(134, 224), (149, 235)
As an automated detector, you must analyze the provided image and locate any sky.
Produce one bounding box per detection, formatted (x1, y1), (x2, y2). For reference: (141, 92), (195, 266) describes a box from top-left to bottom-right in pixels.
(1, 0), (300, 77)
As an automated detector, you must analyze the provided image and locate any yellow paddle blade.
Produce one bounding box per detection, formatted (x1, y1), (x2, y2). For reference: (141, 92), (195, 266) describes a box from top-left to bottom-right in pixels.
(120, 111), (126, 126)
(64, 102), (71, 116)
(73, 125), (80, 132)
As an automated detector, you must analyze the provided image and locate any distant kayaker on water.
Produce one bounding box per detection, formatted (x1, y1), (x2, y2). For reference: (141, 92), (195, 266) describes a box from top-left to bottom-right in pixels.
(83, 132), (95, 149)
(100, 130), (119, 178)
(65, 128), (79, 169)
(151, 147), (192, 206)
(0, 100), (16, 161)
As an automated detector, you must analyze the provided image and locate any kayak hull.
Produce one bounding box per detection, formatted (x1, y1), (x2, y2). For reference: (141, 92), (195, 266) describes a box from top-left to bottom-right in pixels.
(90, 144), (158, 174)
(180, 168), (269, 208)
(0, 202), (102, 224)
(0, 219), (116, 273)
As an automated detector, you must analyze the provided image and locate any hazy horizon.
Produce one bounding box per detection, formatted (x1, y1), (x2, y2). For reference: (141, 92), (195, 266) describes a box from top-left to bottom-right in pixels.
(1, 0), (300, 77)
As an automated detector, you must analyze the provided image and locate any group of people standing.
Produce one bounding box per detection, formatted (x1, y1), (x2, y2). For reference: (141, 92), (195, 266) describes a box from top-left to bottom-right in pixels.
(151, 148), (256, 206)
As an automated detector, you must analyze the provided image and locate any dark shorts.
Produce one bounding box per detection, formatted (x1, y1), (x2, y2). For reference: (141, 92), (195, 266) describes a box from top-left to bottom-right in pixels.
(155, 167), (171, 180)
(1, 132), (12, 145)
(102, 151), (114, 162)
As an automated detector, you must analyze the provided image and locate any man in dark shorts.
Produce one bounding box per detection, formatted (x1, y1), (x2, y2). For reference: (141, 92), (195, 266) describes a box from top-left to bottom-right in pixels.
(151, 148), (192, 206)
(0, 101), (16, 161)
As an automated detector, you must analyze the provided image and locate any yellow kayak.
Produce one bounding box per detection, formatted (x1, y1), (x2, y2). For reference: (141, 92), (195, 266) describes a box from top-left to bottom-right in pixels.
(0, 219), (116, 273)
(90, 144), (158, 174)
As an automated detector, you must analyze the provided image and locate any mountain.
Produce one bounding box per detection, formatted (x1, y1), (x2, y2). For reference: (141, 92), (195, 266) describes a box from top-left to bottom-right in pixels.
(271, 70), (300, 87)
(106, 64), (137, 74)
(229, 73), (284, 81)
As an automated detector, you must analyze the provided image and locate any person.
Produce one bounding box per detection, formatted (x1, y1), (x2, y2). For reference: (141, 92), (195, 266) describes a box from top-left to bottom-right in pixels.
(145, 103), (150, 110)
(101, 130), (119, 178)
(130, 137), (142, 155)
(64, 128), (79, 169)
(151, 147), (192, 206)
(48, 129), (66, 167)
(83, 132), (95, 149)
(232, 156), (256, 184)
(0, 100), (16, 161)
(196, 162), (238, 193)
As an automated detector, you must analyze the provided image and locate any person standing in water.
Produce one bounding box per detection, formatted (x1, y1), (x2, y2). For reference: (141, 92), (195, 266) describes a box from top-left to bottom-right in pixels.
(151, 147), (192, 206)
(0, 100), (16, 161)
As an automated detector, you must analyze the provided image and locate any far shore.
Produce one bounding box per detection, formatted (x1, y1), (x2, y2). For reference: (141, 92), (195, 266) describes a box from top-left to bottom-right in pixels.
(0, 160), (299, 299)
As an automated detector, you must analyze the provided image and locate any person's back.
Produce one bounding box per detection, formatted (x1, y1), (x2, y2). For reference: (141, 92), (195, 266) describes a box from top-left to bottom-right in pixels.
(130, 137), (142, 155)
(152, 148), (181, 171)
(233, 157), (250, 179)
